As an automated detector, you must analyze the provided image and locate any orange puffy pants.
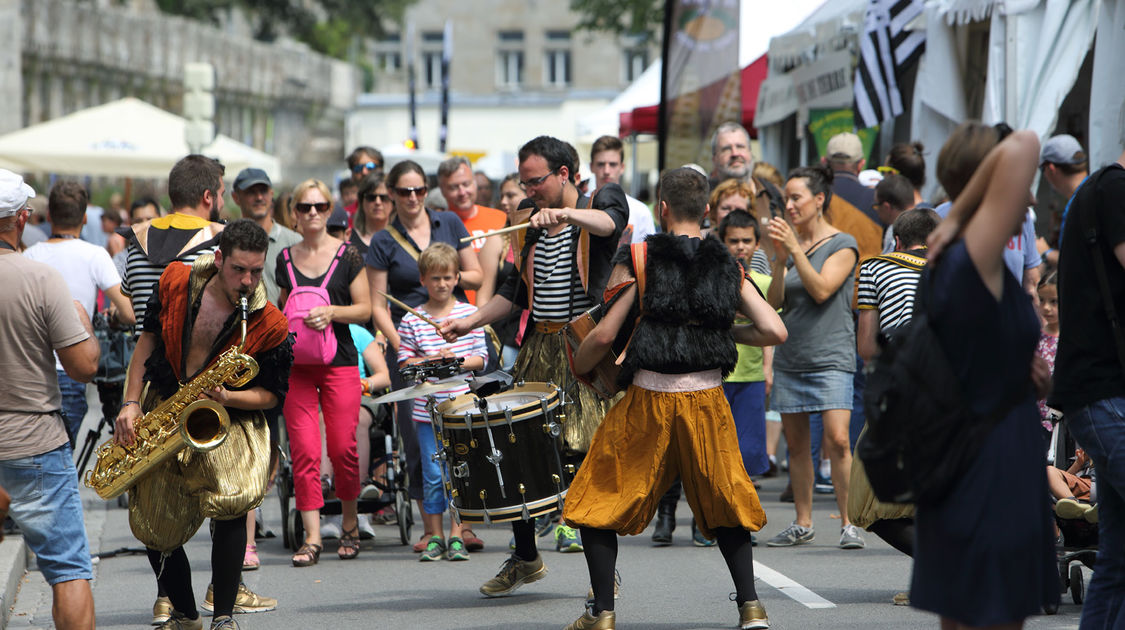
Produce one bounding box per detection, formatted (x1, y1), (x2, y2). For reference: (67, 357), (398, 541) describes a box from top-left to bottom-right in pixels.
(563, 380), (766, 540)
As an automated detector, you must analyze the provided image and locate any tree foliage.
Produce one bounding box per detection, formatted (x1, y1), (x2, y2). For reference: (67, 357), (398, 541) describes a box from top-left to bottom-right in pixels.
(154, 0), (415, 59)
(569, 0), (663, 44)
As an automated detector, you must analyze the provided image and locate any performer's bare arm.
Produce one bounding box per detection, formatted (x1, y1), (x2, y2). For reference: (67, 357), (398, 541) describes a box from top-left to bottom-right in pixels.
(115, 331), (157, 445)
(732, 278), (788, 347)
(529, 207), (615, 237)
(199, 385), (277, 411)
(441, 294), (513, 341)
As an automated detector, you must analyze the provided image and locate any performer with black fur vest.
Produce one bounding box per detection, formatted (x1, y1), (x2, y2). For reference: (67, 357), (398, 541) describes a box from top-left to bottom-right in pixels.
(562, 167), (787, 630)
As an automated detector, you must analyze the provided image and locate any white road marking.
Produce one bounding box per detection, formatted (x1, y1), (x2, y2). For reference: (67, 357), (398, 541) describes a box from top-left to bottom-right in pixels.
(754, 561), (837, 609)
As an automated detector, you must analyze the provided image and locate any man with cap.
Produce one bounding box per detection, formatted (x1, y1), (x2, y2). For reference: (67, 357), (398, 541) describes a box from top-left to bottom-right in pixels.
(824, 132), (878, 224)
(232, 167), (300, 305)
(0, 168), (101, 630)
(1039, 135), (1090, 267)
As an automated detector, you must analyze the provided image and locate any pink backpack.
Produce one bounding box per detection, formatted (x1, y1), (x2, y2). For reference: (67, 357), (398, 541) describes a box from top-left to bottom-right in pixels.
(283, 244), (345, 365)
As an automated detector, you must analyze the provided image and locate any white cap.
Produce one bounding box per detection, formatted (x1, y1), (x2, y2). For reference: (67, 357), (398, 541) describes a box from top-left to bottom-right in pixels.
(0, 169), (36, 218)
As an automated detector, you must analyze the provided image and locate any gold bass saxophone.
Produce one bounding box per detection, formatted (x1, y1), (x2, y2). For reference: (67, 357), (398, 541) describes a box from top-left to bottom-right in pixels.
(85, 295), (260, 500)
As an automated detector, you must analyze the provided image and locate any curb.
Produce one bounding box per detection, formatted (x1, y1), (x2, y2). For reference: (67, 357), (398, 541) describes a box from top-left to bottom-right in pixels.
(0, 535), (28, 630)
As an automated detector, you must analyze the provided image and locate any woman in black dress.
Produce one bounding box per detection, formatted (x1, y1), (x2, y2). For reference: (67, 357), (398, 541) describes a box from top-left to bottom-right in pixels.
(916, 123), (1058, 628)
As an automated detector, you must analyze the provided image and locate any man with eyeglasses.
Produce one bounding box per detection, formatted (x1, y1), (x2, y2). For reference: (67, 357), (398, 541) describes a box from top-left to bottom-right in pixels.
(442, 135), (628, 598)
(344, 146), (385, 226)
(231, 167), (299, 305)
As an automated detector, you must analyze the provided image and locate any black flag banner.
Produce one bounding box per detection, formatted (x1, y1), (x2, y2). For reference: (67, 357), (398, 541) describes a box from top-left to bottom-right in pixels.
(854, 0), (926, 129)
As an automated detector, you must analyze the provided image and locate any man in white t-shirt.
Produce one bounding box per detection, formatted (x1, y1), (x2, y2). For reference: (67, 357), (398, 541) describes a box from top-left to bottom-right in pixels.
(24, 181), (135, 444)
(590, 135), (656, 244)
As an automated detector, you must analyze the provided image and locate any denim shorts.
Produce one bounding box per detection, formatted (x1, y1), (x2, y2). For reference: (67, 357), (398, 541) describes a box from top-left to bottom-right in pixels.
(770, 369), (854, 414)
(0, 444), (93, 585)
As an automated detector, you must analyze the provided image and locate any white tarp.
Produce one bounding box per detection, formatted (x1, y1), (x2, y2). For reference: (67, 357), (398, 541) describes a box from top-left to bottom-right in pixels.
(0, 97), (280, 180)
(1089, 0), (1125, 168)
(910, 4), (968, 200)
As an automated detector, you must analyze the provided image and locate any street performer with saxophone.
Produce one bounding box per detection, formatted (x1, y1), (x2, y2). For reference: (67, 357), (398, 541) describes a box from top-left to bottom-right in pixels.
(112, 219), (293, 630)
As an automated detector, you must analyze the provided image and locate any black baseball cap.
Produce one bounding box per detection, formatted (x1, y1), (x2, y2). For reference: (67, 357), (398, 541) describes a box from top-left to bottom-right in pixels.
(233, 168), (271, 192)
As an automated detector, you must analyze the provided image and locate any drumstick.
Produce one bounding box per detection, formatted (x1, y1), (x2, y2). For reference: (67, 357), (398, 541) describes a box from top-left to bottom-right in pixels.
(459, 222), (531, 243)
(376, 290), (442, 331)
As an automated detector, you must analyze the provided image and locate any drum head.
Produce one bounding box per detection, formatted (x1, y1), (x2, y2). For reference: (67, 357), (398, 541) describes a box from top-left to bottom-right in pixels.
(438, 382), (559, 426)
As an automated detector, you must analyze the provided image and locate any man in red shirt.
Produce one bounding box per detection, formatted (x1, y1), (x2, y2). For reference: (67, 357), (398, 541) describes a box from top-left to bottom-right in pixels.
(438, 157), (506, 304)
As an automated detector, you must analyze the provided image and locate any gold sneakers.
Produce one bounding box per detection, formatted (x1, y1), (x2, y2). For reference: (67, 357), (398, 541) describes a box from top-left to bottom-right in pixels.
(200, 583), (278, 613)
(479, 553), (548, 597)
(564, 609), (616, 630)
(738, 599), (769, 629)
(152, 596), (173, 625)
(158, 611), (203, 630)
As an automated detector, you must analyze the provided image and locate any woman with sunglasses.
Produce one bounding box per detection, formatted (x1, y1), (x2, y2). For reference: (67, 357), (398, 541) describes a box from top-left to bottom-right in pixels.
(277, 179), (372, 566)
(351, 173), (391, 248)
(365, 160), (483, 552)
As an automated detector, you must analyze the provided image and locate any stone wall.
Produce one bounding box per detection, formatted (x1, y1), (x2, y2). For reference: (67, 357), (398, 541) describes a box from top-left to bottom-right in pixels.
(6, 0), (360, 182)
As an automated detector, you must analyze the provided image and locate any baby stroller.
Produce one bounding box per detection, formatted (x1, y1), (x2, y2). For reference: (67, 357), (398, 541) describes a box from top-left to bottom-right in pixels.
(275, 393), (414, 550)
(1047, 417), (1098, 609)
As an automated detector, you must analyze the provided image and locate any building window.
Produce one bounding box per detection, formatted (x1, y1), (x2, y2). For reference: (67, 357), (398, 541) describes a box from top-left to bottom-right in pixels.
(544, 30), (571, 88)
(375, 33), (402, 73)
(422, 31), (444, 89)
(496, 30), (524, 89)
(623, 48), (648, 83)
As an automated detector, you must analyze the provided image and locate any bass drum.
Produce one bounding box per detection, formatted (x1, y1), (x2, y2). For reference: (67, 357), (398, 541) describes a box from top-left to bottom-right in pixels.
(437, 382), (571, 524)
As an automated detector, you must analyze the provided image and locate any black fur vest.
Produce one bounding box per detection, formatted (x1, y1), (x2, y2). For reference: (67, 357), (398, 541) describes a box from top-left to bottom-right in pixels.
(617, 233), (741, 386)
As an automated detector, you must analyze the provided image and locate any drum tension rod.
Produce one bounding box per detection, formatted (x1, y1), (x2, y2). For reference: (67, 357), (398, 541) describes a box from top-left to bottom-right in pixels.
(477, 397), (507, 499)
(503, 407), (516, 443)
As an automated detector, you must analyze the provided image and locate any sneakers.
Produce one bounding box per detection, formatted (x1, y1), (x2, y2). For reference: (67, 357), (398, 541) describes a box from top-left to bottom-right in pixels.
(586, 569), (622, 601)
(765, 522), (814, 547)
(555, 524), (584, 552)
(536, 514), (558, 537)
(565, 608), (616, 630)
(691, 519), (716, 547)
(359, 479), (381, 500)
(152, 596), (173, 625)
(357, 516), (377, 541)
(447, 536), (470, 561)
(479, 553), (548, 597)
(158, 611), (203, 630)
(201, 583), (277, 614)
(372, 506), (398, 525)
(738, 599), (769, 629)
(839, 524), (866, 550)
(1056, 497), (1098, 522)
(209, 616), (239, 630)
(420, 536), (447, 562)
(813, 481), (835, 494)
(241, 544), (259, 571)
(320, 514), (342, 539)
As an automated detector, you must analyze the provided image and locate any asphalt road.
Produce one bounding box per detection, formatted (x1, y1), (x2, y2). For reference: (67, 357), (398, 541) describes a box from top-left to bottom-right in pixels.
(5, 392), (1089, 629)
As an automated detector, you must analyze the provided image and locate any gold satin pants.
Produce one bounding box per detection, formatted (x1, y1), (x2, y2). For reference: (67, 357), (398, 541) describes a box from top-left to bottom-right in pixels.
(128, 412), (271, 552)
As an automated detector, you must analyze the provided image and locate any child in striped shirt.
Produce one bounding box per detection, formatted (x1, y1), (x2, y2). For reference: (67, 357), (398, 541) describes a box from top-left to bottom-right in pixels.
(397, 243), (488, 562)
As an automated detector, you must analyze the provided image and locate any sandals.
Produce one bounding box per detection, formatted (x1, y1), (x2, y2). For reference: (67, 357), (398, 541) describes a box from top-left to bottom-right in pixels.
(292, 541), (323, 567)
(338, 525), (360, 560)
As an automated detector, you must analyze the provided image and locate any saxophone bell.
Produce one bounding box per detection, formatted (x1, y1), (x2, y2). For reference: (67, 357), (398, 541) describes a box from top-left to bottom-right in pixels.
(178, 398), (231, 452)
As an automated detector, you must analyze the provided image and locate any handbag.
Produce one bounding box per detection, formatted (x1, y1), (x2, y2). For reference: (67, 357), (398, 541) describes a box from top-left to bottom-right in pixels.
(859, 264), (1026, 504)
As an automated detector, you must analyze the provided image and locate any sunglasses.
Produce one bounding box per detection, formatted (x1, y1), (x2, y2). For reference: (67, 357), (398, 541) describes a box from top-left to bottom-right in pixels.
(394, 186), (428, 198)
(519, 168), (559, 191)
(363, 192), (391, 203)
(294, 202), (331, 214)
(351, 161), (381, 174)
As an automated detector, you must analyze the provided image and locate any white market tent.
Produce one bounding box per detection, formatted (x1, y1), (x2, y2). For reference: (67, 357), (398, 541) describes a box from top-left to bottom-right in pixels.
(575, 0), (829, 142)
(0, 98), (281, 180)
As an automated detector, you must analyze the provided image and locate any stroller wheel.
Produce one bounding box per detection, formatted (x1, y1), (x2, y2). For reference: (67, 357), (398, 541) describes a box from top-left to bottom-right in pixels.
(1070, 564), (1085, 605)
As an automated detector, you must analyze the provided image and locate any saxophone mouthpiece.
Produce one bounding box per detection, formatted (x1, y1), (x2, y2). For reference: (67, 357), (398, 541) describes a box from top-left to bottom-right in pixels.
(238, 292), (249, 350)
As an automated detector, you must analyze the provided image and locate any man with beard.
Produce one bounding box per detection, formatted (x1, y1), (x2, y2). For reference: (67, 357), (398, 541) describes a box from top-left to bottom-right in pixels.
(121, 155), (226, 338)
(231, 168), (300, 305)
(442, 135), (627, 597)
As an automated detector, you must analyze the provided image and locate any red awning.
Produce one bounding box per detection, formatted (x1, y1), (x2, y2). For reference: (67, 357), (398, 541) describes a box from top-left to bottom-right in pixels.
(619, 53), (769, 139)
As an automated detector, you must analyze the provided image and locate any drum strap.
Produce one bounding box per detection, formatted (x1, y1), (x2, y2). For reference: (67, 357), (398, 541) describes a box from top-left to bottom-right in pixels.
(614, 242), (647, 366)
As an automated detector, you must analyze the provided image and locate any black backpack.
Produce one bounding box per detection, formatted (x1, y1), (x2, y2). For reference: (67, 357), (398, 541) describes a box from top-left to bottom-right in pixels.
(858, 265), (1025, 504)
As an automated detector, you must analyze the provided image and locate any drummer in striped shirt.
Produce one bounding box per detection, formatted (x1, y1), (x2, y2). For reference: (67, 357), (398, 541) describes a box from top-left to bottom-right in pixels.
(856, 207), (942, 360)
(397, 242), (489, 563)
